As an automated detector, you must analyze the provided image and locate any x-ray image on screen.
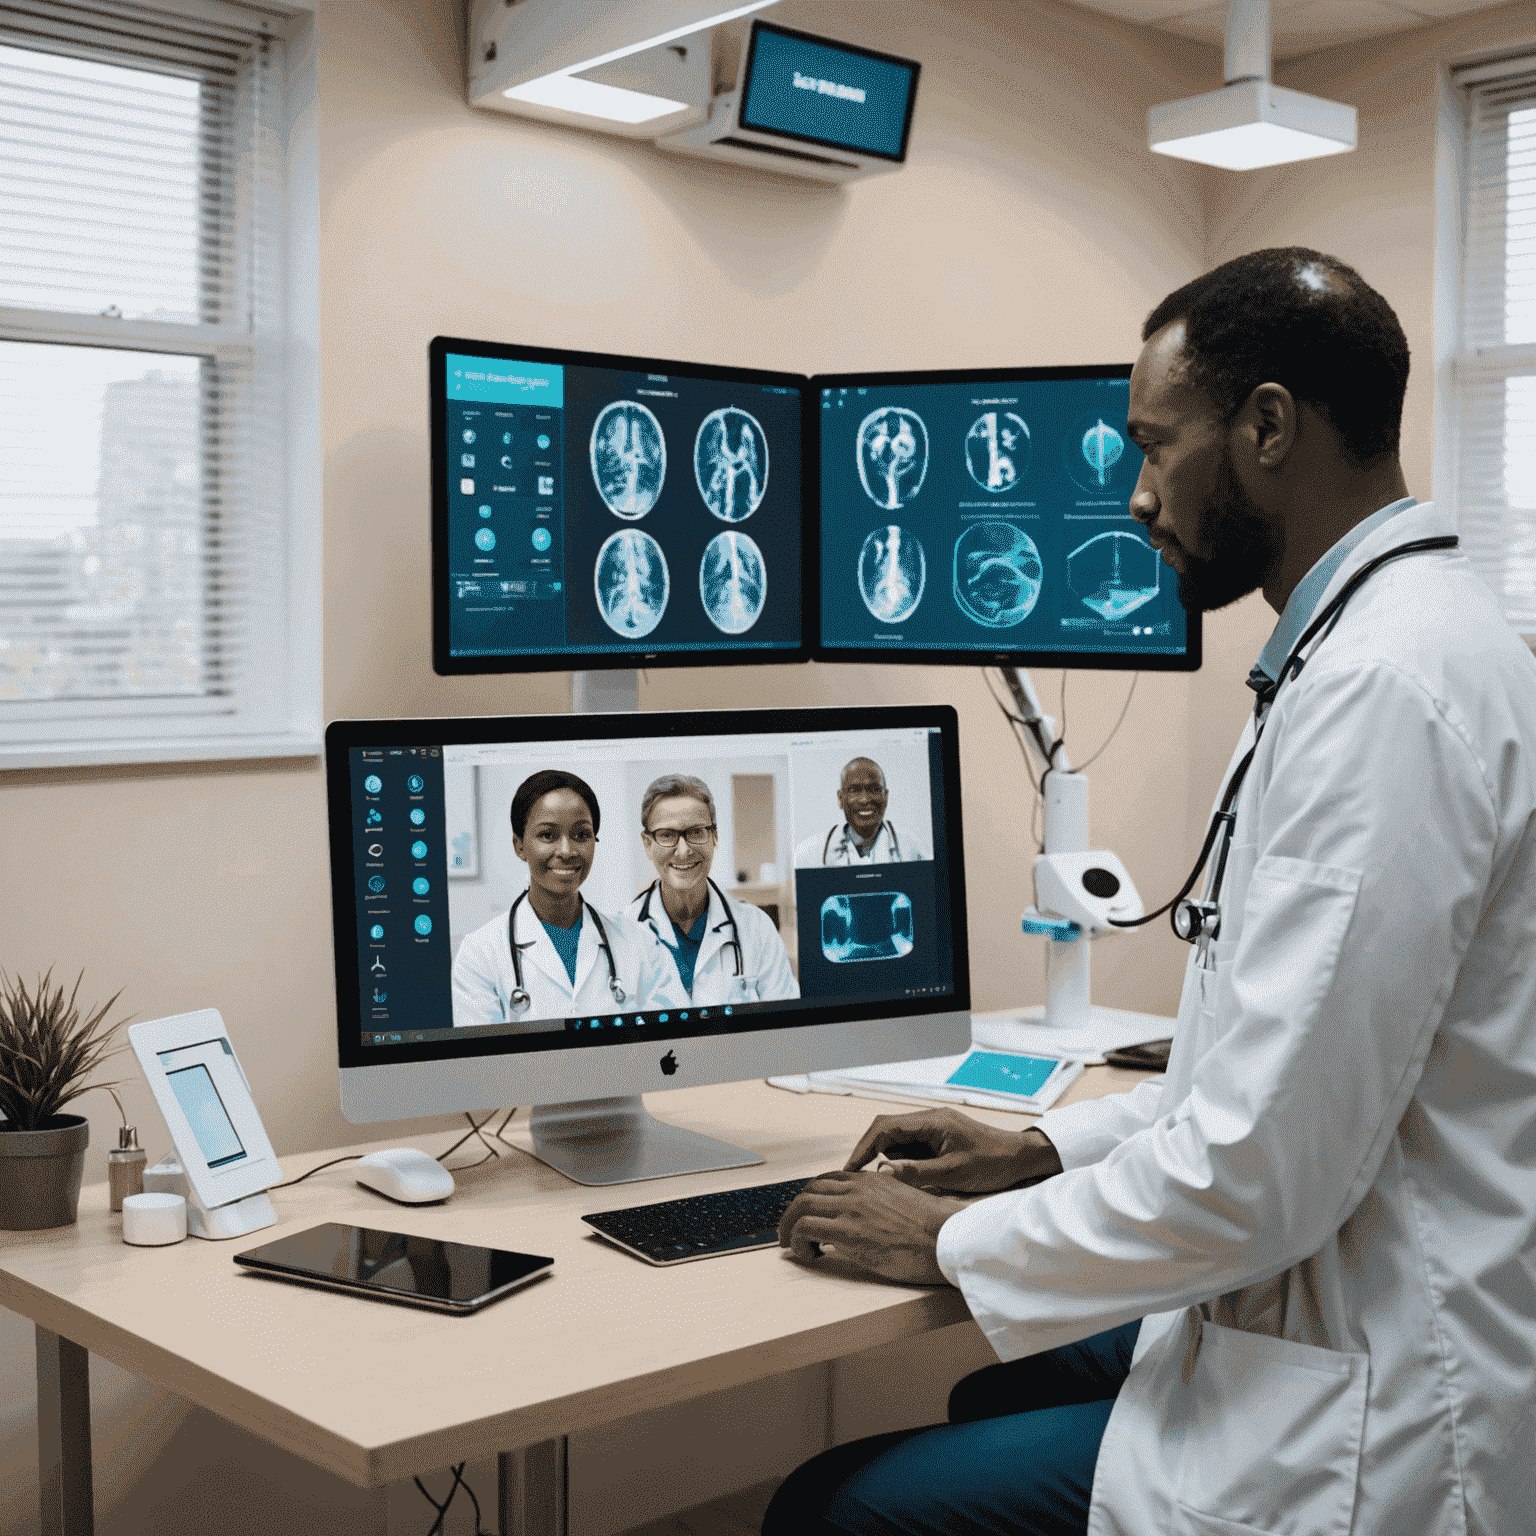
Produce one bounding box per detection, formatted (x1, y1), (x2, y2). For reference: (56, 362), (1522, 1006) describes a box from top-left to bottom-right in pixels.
(595, 528), (670, 638)
(591, 400), (666, 518)
(857, 407), (929, 510)
(821, 891), (914, 963)
(695, 407), (768, 522)
(700, 530), (766, 635)
(1069, 530), (1160, 622)
(1064, 412), (1131, 495)
(953, 522), (1044, 628)
(964, 411), (1031, 493)
(858, 524), (925, 623)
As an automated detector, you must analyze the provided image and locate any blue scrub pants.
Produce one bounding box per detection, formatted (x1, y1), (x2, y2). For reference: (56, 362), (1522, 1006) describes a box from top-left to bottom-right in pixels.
(761, 1321), (1139, 1536)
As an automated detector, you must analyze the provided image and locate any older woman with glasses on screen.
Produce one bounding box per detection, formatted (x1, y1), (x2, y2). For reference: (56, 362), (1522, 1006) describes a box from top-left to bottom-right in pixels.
(624, 773), (799, 1007)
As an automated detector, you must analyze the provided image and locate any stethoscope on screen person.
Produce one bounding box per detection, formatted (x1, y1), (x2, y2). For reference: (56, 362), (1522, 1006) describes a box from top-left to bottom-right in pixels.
(636, 876), (744, 977)
(505, 887), (626, 1009)
(823, 820), (903, 864)
(1110, 535), (1459, 955)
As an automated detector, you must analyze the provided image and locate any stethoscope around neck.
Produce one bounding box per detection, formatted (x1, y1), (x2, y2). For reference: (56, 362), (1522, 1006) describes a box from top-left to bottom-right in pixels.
(1110, 535), (1459, 948)
(823, 819), (900, 864)
(506, 887), (625, 1009)
(637, 875), (744, 977)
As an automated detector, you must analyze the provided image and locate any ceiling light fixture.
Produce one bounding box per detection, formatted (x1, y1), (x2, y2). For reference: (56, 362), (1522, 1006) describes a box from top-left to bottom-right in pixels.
(502, 1), (779, 126)
(1148, 0), (1356, 171)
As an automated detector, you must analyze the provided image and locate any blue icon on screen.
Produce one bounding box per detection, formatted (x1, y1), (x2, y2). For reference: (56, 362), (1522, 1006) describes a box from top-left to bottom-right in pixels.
(414, 915), (432, 935)
(503, 432), (513, 445)
(658, 1013), (669, 1023)
(364, 775), (382, 794)
(370, 925), (384, 940)
(614, 1016), (624, 1026)
(531, 527), (552, 552)
(407, 774), (424, 792)
(591, 1018), (601, 1027)
(475, 528), (496, 551)
(368, 876), (385, 893)
(410, 808), (425, 825)
(724, 1006), (733, 1015)
(367, 808), (382, 825)
(680, 1011), (689, 1021)
(411, 840), (428, 859)
(537, 434), (550, 449)
(413, 877), (429, 895)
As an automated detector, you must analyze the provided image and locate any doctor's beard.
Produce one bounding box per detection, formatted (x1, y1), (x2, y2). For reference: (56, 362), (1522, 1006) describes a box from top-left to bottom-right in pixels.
(1173, 453), (1284, 613)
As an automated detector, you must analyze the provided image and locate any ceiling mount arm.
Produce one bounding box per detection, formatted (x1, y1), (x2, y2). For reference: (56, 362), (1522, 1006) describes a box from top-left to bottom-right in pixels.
(1224, 0), (1271, 85)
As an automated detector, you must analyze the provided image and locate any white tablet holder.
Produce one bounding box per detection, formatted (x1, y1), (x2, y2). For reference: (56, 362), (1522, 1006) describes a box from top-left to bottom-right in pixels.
(127, 1009), (282, 1240)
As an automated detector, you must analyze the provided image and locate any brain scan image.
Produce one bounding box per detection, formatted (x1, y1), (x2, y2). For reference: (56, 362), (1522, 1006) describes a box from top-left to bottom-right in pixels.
(1063, 411), (1135, 495)
(694, 407), (768, 522)
(594, 528), (669, 639)
(952, 522), (1044, 629)
(965, 411), (1031, 493)
(699, 531), (766, 635)
(590, 400), (666, 519)
(858, 525), (926, 624)
(1068, 530), (1160, 622)
(857, 407), (929, 510)
(821, 891), (914, 963)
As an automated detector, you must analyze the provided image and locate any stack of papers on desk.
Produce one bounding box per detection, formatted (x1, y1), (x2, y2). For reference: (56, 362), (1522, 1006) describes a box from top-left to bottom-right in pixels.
(769, 1048), (1083, 1116)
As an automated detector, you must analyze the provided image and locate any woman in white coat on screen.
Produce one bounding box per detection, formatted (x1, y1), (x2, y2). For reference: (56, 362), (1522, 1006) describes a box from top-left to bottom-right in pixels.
(624, 773), (798, 1008)
(452, 770), (679, 1030)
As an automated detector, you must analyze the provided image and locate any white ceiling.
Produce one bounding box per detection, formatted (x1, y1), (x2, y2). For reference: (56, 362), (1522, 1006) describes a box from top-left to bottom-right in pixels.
(1064, 0), (1519, 60)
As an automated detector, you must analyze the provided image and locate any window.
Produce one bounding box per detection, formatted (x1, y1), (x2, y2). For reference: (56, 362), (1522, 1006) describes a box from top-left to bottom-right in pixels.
(1454, 56), (1536, 632)
(0, 1), (314, 766)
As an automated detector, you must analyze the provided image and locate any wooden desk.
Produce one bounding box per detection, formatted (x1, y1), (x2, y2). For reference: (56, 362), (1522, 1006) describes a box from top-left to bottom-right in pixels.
(1, 1069), (1142, 1536)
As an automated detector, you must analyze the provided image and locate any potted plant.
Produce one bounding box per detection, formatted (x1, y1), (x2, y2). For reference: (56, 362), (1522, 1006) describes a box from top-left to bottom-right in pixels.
(0, 970), (128, 1230)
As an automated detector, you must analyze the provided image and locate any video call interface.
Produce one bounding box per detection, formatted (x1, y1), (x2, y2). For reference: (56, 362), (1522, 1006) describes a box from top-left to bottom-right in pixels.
(441, 348), (803, 662)
(346, 726), (954, 1051)
(817, 370), (1191, 659)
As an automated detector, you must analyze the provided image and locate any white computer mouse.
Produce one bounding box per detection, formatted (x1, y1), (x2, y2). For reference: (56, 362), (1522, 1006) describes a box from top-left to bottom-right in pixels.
(354, 1147), (456, 1204)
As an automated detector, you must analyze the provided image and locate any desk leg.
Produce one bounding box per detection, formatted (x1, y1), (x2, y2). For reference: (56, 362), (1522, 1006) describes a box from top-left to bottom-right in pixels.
(498, 1437), (567, 1536)
(36, 1327), (94, 1536)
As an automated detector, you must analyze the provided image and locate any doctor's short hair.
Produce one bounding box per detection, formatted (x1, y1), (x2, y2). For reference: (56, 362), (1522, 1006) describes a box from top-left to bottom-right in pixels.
(1143, 247), (1409, 466)
(510, 770), (601, 839)
(640, 773), (715, 831)
(840, 756), (887, 788)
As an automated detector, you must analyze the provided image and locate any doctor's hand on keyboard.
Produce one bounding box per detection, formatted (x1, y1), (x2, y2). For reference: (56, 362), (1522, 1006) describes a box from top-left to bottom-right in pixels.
(842, 1107), (1064, 1195)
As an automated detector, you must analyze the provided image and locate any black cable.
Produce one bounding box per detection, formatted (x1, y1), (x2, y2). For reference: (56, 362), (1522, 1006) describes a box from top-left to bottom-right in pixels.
(270, 1111), (521, 1191)
(414, 1463), (465, 1536)
(1075, 674), (1140, 773)
(269, 1154), (363, 1191)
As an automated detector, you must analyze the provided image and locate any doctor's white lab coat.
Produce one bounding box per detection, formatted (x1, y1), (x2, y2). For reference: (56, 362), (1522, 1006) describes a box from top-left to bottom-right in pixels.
(451, 898), (680, 1029)
(625, 881), (799, 1006)
(793, 819), (927, 866)
(938, 503), (1536, 1535)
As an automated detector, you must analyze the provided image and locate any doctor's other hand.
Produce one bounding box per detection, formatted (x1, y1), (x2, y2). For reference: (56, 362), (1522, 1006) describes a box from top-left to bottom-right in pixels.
(843, 1108), (1064, 1194)
(777, 1170), (968, 1285)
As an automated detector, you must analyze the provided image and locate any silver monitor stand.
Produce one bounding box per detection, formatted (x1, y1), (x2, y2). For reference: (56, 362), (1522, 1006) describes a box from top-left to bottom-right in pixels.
(523, 672), (766, 1187)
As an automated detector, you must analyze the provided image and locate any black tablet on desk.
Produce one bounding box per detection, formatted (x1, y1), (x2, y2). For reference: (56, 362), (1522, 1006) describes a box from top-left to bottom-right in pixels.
(234, 1222), (552, 1314)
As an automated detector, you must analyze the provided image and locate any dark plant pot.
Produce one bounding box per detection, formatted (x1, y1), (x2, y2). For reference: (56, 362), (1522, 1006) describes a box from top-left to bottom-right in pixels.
(0, 1114), (90, 1230)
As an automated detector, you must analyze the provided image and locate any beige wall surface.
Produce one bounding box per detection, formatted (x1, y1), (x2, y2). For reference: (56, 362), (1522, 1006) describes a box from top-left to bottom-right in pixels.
(6, 0), (1530, 1530)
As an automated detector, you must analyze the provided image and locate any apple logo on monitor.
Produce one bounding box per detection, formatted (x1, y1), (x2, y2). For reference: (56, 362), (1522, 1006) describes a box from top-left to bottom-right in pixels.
(660, 1050), (678, 1076)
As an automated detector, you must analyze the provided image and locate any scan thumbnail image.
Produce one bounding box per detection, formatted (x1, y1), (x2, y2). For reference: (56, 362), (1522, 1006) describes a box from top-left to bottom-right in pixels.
(965, 411), (1031, 494)
(590, 400), (666, 519)
(1069, 530), (1159, 622)
(1063, 411), (1131, 496)
(694, 407), (768, 523)
(821, 891), (914, 963)
(595, 528), (670, 639)
(858, 525), (925, 624)
(857, 406), (929, 511)
(953, 521), (1044, 629)
(699, 530), (766, 635)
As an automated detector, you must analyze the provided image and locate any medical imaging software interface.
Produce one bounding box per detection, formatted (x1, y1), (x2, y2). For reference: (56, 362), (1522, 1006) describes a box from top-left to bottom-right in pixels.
(343, 724), (954, 1052)
(440, 348), (802, 662)
(818, 371), (1190, 659)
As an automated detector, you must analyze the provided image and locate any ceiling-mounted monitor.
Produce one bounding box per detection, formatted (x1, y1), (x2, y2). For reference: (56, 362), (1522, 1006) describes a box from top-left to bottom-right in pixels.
(810, 364), (1200, 671)
(431, 337), (808, 674)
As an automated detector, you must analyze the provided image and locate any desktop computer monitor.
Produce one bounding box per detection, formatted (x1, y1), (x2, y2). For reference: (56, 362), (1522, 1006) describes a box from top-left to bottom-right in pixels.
(811, 365), (1200, 670)
(430, 337), (809, 674)
(327, 704), (969, 1184)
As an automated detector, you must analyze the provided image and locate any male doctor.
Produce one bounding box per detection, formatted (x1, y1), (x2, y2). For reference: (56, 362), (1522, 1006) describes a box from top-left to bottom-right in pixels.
(626, 772), (798, 1006)
(793, 756), (928, 866)
(772, 249), (1536, 1536)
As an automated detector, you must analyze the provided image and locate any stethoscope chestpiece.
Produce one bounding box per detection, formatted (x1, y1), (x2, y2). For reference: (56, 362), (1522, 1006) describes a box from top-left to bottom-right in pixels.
(1173, 900), (1221, 944)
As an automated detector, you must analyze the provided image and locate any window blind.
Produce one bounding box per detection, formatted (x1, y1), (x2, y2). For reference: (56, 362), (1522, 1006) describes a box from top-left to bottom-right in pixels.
(0, 1), (293, 756)
(1456, 59), (1536, 632)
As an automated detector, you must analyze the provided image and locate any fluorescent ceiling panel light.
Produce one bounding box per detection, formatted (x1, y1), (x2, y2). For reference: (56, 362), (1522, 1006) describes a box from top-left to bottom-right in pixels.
(505, 1), (777, 125)
(1149, 80), (1355, 170)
